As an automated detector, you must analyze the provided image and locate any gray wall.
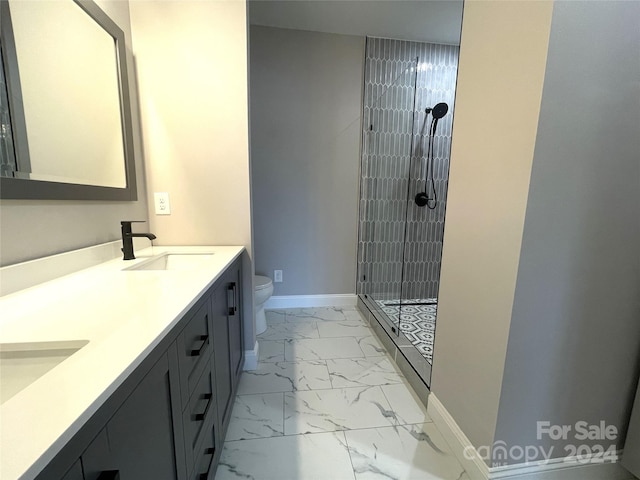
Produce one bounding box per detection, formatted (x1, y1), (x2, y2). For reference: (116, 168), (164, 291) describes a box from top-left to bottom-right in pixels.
(494, 0), (640, 462)
(250, 26), (364, 295)
(0, 0), (149, 267)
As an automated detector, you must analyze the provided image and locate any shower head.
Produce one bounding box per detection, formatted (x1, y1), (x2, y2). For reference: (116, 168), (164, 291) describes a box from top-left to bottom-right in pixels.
(431, 102), (448, 119)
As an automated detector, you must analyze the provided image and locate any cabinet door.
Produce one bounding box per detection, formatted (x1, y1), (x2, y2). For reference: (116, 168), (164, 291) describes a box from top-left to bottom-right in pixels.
(226, 264), (244, 387)
(212, 285), (232, 438)
(82, 352), (182, 480)
(60, 460), (83, 480)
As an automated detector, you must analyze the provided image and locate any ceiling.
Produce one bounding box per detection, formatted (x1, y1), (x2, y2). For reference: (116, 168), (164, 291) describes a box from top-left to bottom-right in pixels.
(248, 0), (464, 46)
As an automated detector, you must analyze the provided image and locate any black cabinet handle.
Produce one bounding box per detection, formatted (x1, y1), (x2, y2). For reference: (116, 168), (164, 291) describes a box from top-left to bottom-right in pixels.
(190, 335), (209, 356)
(227, 283), (237, 316)
(97, 471), (120, 480)
(198, 447), (216, 479)
(194, 393), (212, 421)
(233, 283), (238, 314)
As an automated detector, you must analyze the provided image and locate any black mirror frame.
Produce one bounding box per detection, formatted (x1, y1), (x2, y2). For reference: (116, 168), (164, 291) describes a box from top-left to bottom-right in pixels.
(0, 0), (137, 201)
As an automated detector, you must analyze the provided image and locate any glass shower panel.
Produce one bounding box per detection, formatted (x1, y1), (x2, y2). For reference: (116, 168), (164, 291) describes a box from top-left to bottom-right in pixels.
(357, 37), (459, 389)
(357, 40), (418, 332)
(398, 44), (459, 379)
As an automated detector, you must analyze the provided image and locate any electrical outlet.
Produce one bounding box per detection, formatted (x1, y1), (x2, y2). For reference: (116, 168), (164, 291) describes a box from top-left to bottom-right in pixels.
(154, 192), (171, 215)
(274, 270), (283, 283)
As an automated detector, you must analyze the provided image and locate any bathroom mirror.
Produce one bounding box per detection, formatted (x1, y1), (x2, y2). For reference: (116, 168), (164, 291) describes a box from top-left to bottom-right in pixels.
(0, 0), (137, 200)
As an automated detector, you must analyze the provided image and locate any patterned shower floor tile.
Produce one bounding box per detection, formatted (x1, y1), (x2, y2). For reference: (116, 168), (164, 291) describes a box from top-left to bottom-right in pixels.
(375, 298), (437, 365)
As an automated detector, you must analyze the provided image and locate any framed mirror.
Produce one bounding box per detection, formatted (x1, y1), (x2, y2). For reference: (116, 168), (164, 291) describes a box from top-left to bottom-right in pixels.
(0, 0), (137, 200)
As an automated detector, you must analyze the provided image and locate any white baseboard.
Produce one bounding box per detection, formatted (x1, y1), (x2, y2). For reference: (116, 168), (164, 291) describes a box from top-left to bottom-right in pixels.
(243, 341), (258, 371)
(427, 394), (490, 480)
(426, 394), (632, 480)
(490, 458), (631, 480)
(265, 294), (357, 309)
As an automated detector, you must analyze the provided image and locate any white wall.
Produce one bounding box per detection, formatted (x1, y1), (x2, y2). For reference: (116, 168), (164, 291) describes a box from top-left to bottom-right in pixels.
(0, 0), (149, 267)
(249, 26), (363, 296)
(431, 0), (554, 453)
(129, 0), (254, 349)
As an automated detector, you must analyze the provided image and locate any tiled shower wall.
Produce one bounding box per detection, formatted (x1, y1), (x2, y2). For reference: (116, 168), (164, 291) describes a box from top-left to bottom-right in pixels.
(357, 37), (459, 300)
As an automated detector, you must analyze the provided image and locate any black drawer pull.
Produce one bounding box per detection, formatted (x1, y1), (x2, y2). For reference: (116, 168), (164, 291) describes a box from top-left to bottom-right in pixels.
(97, 471), (120, 480)
(199, 450), (215, 480)
(194, 393), (213, 421)
(227, 284), (236, 316)
(190, 335), (209, 356)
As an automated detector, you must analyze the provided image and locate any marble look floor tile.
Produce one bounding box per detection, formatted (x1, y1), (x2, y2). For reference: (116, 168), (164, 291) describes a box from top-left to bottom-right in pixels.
(345, 423), (466, 480)
(285, 337), (365, 361)
(285, 307), (361, 322)
(317, 319), (373, 338)
(225, 393), (284, 441)
(258, 321), (319, 341)
(216, 431), (356, 480)
(284, 386), (397, 434)
(237, 361), (332, 394)
(327, 357), (404, 388)
(258, 340), (285, 363)
(341, 307), (368, 321)
(265, 309), (286, 325)
(355, 336), (388, 357)
(381, 382), (431, 425)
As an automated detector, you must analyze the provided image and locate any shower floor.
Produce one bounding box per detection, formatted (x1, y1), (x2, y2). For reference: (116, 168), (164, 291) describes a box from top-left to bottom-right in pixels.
(375, 298), (437, 364)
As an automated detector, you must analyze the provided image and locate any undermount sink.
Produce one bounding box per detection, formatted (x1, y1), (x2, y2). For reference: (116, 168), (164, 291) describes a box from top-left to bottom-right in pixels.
(125, 253), (216, 271)
(0, 340), (89, 405)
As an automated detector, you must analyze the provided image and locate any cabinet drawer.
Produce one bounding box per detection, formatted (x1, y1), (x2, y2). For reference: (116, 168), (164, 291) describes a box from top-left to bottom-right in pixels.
(182, 364), (217, 476)
(178, 301), (212, 406)
(190, 425), (216, 480)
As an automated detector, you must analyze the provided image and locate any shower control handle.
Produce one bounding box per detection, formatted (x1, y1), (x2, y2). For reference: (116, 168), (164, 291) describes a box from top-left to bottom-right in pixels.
(415, 192), (429, 207)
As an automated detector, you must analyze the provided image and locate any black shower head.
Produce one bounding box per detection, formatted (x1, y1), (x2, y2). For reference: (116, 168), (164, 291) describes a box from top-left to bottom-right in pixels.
(431, 102), (448, 119)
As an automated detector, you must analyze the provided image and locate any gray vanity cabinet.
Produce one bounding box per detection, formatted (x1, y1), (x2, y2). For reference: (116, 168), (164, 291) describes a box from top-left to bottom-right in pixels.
(212, 283), (233, 445)
(212, 262), (244, 451)
(82, 347), (183, 480)
(60, 461), (83, 480)
(227, 266), (244, 389)
(34, 257), (244, 480)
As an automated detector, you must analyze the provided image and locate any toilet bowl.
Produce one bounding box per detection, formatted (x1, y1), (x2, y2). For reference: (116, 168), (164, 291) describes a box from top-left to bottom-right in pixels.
(254, 275), (273, 335)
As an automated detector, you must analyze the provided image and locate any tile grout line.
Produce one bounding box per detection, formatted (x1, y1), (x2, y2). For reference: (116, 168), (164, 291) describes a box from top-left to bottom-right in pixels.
(379, 383), (401, 427)
(341, 429), (358, 480)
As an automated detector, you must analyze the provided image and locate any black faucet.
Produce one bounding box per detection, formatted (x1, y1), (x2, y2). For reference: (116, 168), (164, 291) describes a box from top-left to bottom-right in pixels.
(121, 221), (156, 260)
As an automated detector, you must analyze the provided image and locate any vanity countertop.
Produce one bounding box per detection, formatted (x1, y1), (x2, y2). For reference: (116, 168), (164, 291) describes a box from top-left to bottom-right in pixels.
(0, 245), (245, 480)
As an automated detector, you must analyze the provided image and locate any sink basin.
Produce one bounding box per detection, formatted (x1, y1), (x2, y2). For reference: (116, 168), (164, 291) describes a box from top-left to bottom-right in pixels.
(125, 253), (216, 271)
(0, 340), (89, 405)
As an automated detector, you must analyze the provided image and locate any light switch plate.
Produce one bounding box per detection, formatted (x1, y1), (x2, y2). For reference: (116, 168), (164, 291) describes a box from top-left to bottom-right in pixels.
(154, 192), (171, 215)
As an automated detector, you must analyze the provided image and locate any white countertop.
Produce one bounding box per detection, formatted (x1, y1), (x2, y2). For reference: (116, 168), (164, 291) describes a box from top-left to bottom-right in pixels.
(0, 245), (244, 480)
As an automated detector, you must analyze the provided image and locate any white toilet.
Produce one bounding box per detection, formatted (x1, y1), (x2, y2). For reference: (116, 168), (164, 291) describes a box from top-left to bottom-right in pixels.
(254, 275), (274, 335)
